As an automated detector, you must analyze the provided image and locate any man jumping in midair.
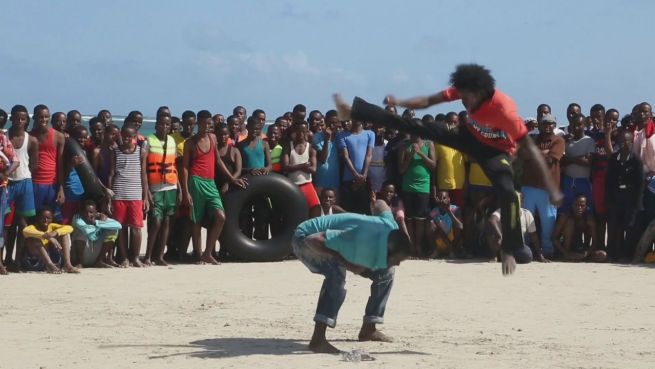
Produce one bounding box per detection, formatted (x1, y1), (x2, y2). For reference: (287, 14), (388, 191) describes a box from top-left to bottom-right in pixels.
(334, 63), (562, 275)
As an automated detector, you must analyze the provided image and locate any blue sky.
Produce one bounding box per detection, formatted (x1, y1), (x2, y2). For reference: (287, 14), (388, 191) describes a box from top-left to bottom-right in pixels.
(1, 0), (653, 122)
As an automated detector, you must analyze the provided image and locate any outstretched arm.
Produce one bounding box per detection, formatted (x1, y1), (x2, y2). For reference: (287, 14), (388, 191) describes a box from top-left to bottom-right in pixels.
(384, 92), (446, 110)
(516, 135), (563, 205)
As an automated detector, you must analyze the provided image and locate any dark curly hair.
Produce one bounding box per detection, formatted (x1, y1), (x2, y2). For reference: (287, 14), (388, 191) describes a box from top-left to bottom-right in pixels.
(449, 64), (495, 97)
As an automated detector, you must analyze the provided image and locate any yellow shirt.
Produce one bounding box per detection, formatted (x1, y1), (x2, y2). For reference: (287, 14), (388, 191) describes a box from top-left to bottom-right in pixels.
(23, 224), (74, 246)
(434, 143), (465, 190)
(171, 132), (186, 157)
(468, 161), (492, 187)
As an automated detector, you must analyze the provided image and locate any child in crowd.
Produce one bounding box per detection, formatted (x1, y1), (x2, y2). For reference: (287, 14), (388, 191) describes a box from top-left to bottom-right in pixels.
(215, 122), (243, 194)
(22, 207), (77, 274)
(143, 113), (179, 266)
(486, 194), (538, 264)
(434, 112), (465, 207)
(319, 188), (345, 216)
(6, 105), (38, 270)
(312, 110), (341, 196)
(91, 125), (119, 189)
(399, 131), (436, 257)
(552, 194), (607, 262)
(0, 123), (18, 274)
(373, 181), (409, 241)
(32, 105), (66, 221)
(109, 124), (149, 267)
(66, 110), (82, 135)
(71, 200), (121, 268)
(560, 113), (595, 213)
(337, 119), (374, 215)
(267, 124), (283, 173)
(368, 123), (387, 193)
(282, 122), (320, 218)
(62, 126), (90, 224)
(181, 110), (246, 264)
(606, 131), (642, 261)
(51, 112), (66, 133)
(88, 117), (105, 149)
(238, 116), (272, 239)
(429, 190), (463, 258)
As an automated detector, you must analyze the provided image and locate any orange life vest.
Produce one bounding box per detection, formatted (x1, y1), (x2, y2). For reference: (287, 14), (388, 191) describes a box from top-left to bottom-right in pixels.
(146, 134), (177, 186)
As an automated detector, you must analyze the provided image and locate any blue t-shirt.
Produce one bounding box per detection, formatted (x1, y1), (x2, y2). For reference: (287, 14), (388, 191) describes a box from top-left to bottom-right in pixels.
(429, 205), (459, 234)
(337, 130), (375, 182)
(313, 132), (340, 189)
(295, 211), (398, 270)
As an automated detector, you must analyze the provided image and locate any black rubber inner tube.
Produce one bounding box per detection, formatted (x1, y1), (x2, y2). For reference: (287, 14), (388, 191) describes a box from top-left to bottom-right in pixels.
(64, 137), (106, 202)
(220, 173), (308, 262)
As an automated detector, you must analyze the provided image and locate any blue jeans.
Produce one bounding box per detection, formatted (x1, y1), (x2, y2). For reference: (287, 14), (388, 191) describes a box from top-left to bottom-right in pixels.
(292, 234), (394, 328)
(522, 186), (557, 257)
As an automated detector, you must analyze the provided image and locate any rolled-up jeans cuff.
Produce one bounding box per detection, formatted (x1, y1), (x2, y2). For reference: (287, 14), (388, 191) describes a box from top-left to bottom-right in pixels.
(363, 315), (384, 324)
(314, 314), (337, 328)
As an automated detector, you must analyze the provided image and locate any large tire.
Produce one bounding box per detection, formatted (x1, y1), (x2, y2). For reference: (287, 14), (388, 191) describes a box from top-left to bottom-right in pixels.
(64, 138), (106, 202)
(220, 173), (308, 262)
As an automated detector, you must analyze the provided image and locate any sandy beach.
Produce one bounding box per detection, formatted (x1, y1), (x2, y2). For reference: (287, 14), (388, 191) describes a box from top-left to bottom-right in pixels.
(1, 258), (654, 369)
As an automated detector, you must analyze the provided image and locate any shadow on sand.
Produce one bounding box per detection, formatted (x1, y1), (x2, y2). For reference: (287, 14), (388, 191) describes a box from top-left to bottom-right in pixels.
(102, 337), (430, 360)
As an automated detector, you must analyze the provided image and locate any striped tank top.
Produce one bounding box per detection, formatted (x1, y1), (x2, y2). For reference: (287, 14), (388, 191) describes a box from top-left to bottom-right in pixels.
(112, 146), (143, 200)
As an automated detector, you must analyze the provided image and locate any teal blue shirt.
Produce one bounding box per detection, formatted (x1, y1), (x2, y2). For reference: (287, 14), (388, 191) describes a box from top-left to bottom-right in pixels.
(295, 212), (398, 270)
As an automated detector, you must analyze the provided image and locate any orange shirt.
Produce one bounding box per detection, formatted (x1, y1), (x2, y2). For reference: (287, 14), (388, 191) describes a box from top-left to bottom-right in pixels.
(442, 87), (527, 155)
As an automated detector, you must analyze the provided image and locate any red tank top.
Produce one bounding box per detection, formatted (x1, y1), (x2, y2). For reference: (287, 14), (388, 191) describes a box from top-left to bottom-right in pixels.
(189, 136), (215, 179)
(33, 128), (57, 185)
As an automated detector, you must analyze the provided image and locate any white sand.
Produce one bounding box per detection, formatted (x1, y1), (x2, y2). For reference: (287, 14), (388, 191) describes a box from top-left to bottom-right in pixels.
(1, 259), (654, 369)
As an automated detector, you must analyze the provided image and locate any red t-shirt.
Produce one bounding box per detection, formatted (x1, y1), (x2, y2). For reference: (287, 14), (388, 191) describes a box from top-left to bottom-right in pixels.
(441, 87), (527, 155)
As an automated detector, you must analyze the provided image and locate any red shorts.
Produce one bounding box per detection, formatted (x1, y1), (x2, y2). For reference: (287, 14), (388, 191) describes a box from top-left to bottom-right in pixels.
(299, 182), (320, 208)
(112, 200), (144, 228)
(4, 202), (14, 227)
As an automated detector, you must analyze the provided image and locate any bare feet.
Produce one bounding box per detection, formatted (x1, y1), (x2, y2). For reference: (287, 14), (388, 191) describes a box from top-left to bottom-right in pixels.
(46, 263), (62, 274)
(359, 324), (393, 342)
(142, 258), (152, 267)
(201, 254), (221, 265)
(119, 260), (129, 268)
(63, 265), (81, 274)
(154, 257), (169, 266)
(332, 94), (352, 121)
(308, 338), (341, 354)
(75, 264), (83, 269)
(0, 264), (7, 275)
(131, 258), (144, 268)
(107, 258), (120, 267)
(94, 260), (114, 268)
(358, 330), (393, 342)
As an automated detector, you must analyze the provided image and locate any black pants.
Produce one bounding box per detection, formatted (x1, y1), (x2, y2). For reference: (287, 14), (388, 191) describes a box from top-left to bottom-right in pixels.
(340, 181), (371, 215)
(351, 97), (522, 253)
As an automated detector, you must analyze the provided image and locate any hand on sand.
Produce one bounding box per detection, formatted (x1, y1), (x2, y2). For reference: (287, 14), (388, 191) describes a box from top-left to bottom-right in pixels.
(332, 94), (351, 121)
(500, 251), (516, 276)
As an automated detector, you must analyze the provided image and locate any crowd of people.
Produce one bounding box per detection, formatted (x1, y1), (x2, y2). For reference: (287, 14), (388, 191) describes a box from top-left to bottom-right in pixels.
(0, 96), (654, 275)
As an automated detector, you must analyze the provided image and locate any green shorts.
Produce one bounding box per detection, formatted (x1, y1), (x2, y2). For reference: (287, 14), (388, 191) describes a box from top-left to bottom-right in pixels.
(150, 189), (178, 221)
(189, 176), (224, 224)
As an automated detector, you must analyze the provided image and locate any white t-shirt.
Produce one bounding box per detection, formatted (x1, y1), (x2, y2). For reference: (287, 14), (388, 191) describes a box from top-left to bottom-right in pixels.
(491, 208), (536, 242)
